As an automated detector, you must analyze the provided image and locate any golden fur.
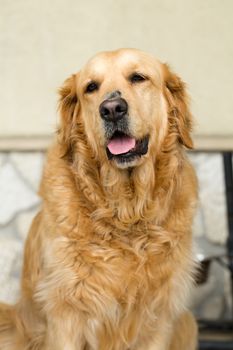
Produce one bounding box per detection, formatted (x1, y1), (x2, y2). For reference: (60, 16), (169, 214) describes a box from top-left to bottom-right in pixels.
(0, 49), (198, 349)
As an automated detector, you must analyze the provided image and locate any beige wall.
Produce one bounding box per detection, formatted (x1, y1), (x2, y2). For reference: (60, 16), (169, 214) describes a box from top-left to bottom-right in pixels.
(0, 0), (233, 138)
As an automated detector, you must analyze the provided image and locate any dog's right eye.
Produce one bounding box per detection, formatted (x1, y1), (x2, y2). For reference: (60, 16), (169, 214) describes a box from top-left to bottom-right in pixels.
(85, 82), (99, 94)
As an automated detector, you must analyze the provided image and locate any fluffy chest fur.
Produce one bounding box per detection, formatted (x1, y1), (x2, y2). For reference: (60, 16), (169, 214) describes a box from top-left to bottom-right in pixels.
(35, 215), (194, 348)
(29, 138), (197, 349)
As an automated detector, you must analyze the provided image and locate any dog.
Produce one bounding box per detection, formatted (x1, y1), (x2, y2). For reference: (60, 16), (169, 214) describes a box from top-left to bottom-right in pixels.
(0, 48), (198, 350)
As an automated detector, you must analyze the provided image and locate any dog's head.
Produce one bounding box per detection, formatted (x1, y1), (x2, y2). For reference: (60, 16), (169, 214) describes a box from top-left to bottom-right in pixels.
(58, 49), (193, 168)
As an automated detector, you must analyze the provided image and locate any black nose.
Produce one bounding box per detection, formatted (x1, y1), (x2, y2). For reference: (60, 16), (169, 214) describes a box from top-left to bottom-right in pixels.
(99, 98), (128, 122)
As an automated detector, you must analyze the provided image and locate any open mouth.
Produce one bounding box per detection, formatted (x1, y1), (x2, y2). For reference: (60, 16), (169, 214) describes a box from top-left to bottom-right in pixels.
(106, 131), (149, 163)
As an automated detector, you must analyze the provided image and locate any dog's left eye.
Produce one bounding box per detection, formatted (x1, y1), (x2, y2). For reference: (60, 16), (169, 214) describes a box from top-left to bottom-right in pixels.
(85, 82), (99, 94)
(129, 73), (147, 84)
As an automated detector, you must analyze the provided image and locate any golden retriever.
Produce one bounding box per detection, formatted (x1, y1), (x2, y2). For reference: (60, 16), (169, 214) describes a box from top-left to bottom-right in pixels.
(0, 48), (198, 350)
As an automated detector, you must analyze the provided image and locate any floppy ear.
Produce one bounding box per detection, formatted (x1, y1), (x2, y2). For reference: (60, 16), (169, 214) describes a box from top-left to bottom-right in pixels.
(163, 64), (193, 149)
(58, 74), (78, 157)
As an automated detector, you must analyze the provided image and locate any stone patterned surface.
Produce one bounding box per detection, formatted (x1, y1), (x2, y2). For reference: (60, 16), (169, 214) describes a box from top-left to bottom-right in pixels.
(0, 152), (43, 303)
(0, 151), (231, 319)
(0, 161), (40, 225)
(190, 153), (228, 245)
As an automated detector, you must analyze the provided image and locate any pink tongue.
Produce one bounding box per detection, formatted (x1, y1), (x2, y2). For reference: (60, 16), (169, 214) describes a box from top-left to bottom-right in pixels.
(107, 136), (136, 155)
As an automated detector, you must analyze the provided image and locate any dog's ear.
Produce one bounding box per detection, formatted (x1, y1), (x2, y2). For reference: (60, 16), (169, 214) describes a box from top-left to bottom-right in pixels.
(163, 64), (193, 149)
(58, 74), (78, 158)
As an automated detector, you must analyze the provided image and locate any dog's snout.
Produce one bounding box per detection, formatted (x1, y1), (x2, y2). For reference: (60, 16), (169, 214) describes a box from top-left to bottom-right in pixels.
(106, 90), (121, 99)
(99, 98), (128, 122)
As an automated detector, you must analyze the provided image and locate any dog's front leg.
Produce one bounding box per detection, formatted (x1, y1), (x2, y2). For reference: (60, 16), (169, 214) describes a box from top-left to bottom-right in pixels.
(168, 312), (198, 350)
(134, 316), (173, 350)
(43, 315), (86, 350)
(146, 330), (172, 350)
(146, 312), (197, 350)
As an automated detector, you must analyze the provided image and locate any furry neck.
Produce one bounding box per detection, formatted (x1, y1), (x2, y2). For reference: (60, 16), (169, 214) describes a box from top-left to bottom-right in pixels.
(71, 135), (183, 230)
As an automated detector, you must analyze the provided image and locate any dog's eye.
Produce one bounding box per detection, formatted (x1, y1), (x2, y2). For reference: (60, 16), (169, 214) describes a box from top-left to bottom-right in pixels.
(129, 73), (147, 84)
(85, 82), (99, 94)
